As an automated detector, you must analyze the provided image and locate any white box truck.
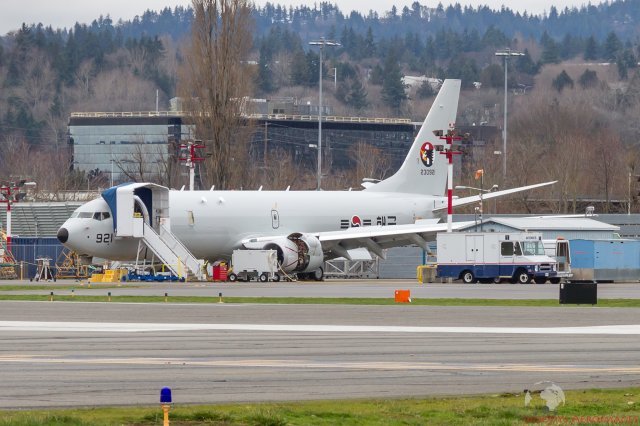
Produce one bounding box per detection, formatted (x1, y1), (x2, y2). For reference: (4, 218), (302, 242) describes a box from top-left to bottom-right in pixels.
(228, 249), (280, 282)
(436, 232), (558, 284)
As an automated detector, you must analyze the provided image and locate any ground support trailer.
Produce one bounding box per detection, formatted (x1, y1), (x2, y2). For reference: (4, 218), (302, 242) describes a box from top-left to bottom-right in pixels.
(436, 232), (558, 284)
(228, 249), (281, 282)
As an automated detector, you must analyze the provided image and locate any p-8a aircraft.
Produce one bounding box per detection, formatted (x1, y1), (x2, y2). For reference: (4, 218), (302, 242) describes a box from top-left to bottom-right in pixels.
(57, 79), (555, 280)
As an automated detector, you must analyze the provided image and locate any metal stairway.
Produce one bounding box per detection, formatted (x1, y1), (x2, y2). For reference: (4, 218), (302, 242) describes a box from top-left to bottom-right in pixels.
(141, 222), (205, 280)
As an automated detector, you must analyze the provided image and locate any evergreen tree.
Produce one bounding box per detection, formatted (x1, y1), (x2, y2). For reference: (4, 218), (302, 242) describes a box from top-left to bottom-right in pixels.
(515, 49), (538, 75)
(617, 49), (637, 80)
(381, 51), (407, 112)
(583, 36), (599, 61)
(552, 70), (574, 92)
(540, 31), (560, 64)
(347, 77), (369, 110)
(480, 63), (503, 89)
(363, 27), (375, 57)
(290, 49), (309, 85)
(603, 31), (622, 61)
(416, 80), (435, 98)
(256, 47), (274, 93)
(578, 69), (598, 89)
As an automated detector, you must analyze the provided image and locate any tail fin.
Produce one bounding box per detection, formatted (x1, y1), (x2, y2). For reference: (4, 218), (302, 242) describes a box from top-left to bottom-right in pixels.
(365, 79), (461, 195)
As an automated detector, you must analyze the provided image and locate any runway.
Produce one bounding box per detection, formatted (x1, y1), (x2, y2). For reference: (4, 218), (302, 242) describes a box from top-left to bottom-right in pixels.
(0, 300), (639, 408)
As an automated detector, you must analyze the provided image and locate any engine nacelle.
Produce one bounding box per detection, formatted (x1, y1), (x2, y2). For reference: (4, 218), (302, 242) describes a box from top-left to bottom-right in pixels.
(248, 233), (323, 273)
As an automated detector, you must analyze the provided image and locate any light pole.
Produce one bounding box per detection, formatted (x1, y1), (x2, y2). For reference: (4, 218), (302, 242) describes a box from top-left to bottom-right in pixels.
(455, 184), (499, 231)
(309, 38), (340, 190)
(495, 49), (524, 181)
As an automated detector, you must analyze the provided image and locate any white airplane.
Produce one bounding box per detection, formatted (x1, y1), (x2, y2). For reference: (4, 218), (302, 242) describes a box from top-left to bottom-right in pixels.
(57, 79), (555, 279)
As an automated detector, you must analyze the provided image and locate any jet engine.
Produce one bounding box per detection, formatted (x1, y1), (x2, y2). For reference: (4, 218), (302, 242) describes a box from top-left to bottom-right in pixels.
(248, 233), (323, 273)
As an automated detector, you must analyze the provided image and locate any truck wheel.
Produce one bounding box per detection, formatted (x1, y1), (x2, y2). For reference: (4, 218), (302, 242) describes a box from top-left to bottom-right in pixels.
(513, 270), (530, 284)
(493, 277), (502, 284)
(259, 273), (268, 282)
(461, 270), (475, 284)
(550, 278), (561, 284)
(272, 274), (281, 282)
(534, 277), (547, 284)
(228, 273), (238, 282)
(313, 267), (324, 281)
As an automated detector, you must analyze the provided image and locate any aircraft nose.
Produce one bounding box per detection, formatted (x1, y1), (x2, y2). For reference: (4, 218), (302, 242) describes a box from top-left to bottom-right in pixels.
(57, 227), (69, 244)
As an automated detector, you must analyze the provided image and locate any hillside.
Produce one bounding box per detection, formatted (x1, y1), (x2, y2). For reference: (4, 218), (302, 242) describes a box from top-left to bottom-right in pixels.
(0, 0), (638, 211)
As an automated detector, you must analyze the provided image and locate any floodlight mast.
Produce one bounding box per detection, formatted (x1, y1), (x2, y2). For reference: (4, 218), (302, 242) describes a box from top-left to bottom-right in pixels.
(495, 49), (524, 181)
(309, 38), (340, 190)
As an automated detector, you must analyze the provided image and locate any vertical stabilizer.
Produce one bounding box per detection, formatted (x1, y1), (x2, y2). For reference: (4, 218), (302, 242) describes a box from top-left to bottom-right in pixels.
(365, 79), (461, 195)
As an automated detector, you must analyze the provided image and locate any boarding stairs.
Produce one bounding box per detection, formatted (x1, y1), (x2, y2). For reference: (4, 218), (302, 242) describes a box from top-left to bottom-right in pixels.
(141, 222), (205, 281)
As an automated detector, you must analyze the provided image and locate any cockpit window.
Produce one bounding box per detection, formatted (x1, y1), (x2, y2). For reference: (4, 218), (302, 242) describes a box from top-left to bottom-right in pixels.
(102, 212), (111, 220)
(93, 212), (102, 220)
(77, 212), (93, 219)
(71, 212), (79, 218)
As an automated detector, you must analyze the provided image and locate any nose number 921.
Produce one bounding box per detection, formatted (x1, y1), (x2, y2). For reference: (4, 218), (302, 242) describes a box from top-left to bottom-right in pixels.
(96, 233), (113, 244)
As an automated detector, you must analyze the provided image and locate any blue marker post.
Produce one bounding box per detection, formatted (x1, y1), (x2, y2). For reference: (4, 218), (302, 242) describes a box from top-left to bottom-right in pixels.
(160, 386), (172, 425)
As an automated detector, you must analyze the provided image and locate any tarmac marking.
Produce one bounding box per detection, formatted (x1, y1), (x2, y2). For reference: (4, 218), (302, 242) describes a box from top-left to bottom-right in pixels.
(0, 355), (638, 374)
(1, 321), (640, 334)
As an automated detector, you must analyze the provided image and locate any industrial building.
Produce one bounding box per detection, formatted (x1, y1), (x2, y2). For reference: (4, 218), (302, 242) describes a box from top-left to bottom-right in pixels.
(68, 112), (195, 184)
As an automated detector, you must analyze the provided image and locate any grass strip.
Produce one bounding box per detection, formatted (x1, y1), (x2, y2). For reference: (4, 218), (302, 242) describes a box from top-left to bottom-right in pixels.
(0, 294), (638, 307)
(0, 387), (638, 425)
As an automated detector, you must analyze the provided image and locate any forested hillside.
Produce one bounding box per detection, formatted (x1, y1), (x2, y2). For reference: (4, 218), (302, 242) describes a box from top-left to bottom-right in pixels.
(0, 0), (639, 211)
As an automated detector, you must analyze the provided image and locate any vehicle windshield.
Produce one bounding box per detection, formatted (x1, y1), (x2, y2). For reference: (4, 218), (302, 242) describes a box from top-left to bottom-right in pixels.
(522, 241), (545, 256)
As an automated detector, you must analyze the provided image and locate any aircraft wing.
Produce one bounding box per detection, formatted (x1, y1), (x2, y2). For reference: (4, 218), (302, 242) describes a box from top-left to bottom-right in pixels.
(241, 221), (474, 260)
(432, 181), (557, 211)
(316, 220), (475, 260)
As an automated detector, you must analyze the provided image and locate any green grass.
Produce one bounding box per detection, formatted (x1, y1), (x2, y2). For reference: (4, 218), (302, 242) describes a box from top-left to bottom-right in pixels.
(0, 294), (638, 307)
(0, 388), (638, 425)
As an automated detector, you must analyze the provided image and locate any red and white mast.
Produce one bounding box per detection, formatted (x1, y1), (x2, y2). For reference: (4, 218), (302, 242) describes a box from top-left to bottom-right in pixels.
(179, 140), (205, 191)
(439, 125), (462, 232)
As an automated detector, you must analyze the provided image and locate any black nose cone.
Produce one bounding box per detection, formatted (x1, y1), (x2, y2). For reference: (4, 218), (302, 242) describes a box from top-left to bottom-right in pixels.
(57, 227), (69, 244)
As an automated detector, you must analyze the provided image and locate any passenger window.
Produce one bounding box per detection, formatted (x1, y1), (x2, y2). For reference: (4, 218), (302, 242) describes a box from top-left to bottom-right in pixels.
(501, 242), (513, 256)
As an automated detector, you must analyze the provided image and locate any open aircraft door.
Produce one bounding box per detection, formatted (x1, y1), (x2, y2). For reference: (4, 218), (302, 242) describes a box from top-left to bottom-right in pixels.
(101, 183), (171, 237)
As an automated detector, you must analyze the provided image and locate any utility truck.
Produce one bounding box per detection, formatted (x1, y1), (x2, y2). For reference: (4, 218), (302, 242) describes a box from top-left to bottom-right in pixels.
(436, 232), (558, 284)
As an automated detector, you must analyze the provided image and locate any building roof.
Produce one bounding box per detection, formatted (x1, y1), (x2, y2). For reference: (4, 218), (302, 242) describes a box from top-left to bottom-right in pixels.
(463, 216), (620, 232)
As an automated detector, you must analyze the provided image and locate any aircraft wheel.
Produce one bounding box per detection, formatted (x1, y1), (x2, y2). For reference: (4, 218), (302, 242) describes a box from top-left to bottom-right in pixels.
(461, 270), (475, 284)
(313, 267), (324, 281)
(228, 273), (238, 282)
(259, 273), (269, 282)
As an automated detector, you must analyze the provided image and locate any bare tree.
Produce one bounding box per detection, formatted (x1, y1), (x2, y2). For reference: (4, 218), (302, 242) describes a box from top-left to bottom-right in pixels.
(178, 0), (254, 190)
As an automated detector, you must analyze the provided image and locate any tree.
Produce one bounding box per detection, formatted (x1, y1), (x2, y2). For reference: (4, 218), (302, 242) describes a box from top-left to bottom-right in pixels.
(380, 51), (407, 112)
(603, 31), (622, 62)
(552, 70), (574, 92)
(479, 63), (503, 89)
(578, 69), (598, 89)
(178, 0), (254, 190)
(540, 31), (560, 64)
(416, 80), (435, 98)
(583, 36), (598, 61)
(347, 77), (369, 110)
